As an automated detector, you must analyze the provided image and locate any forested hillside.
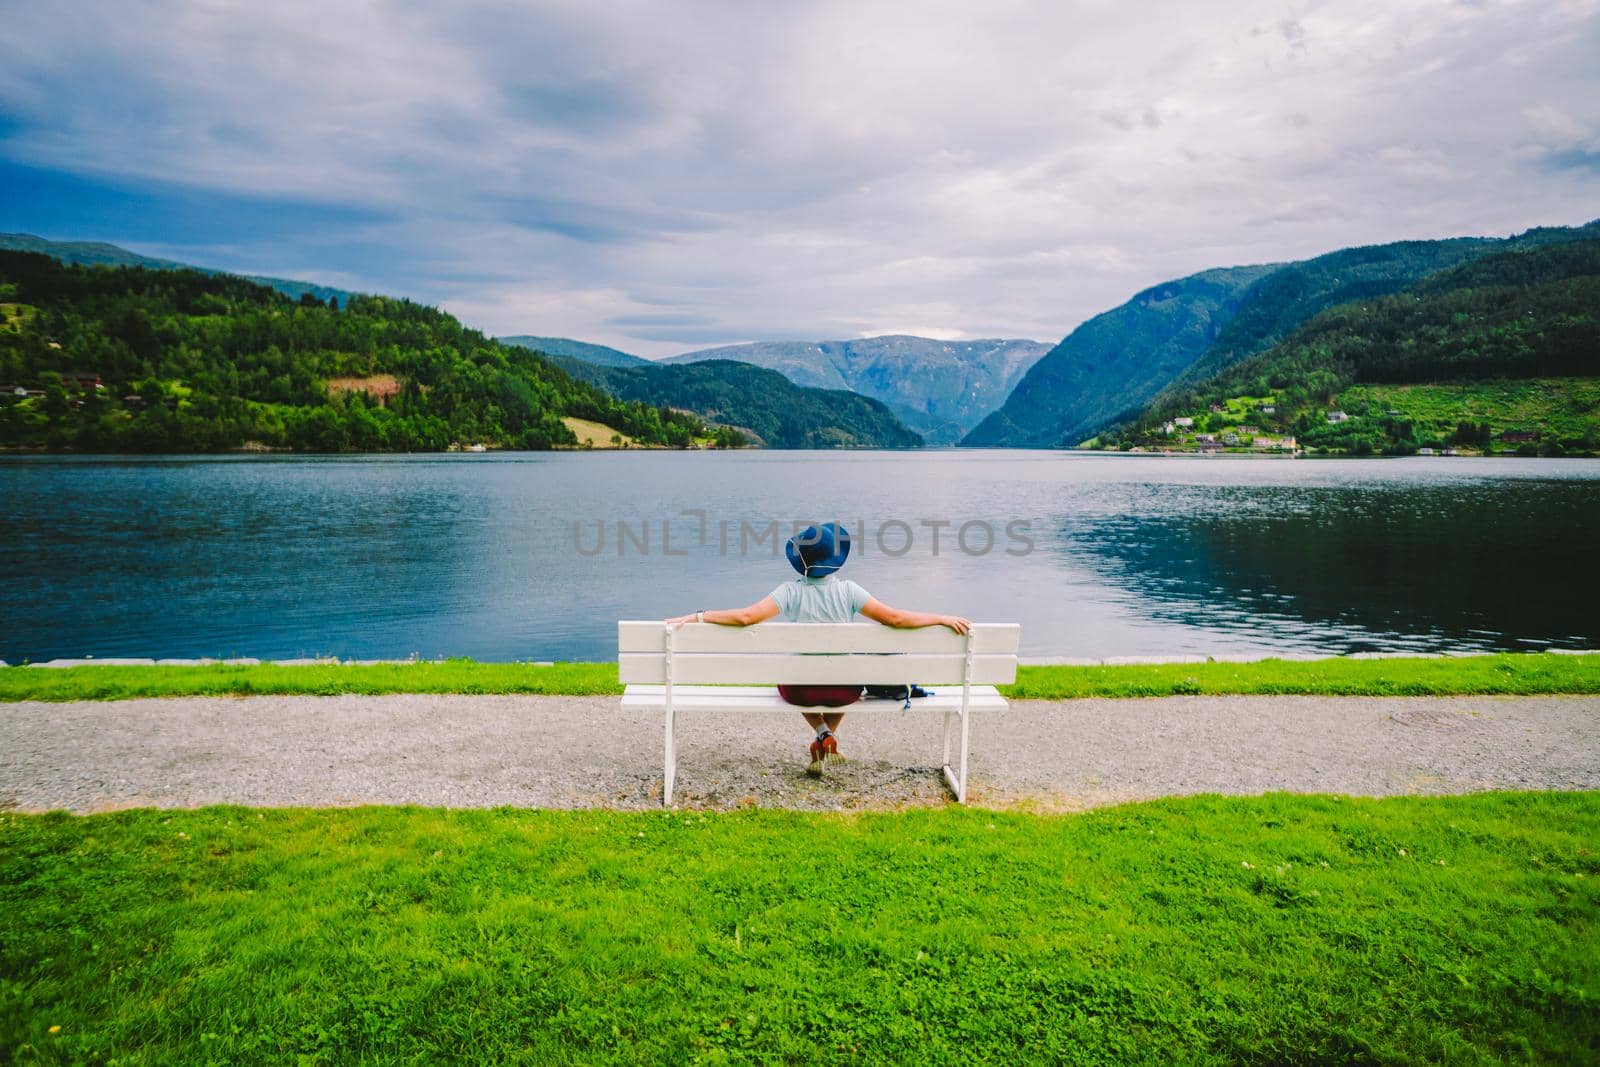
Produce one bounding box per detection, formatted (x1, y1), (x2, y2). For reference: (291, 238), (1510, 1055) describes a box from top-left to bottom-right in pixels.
(0, 253), (711, 452)
(1101, 238), (1600, 455)
(554, 356), (923, 449)
(1143, 224), (1600, 413)
(966, 221), (1600, 449)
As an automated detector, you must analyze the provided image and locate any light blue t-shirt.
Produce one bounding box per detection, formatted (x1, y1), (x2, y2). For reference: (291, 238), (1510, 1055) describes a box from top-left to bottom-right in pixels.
(770, 576), (872, 623)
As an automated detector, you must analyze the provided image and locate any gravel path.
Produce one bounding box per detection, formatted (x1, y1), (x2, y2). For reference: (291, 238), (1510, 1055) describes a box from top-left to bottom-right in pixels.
(2, 694), (1597, 812)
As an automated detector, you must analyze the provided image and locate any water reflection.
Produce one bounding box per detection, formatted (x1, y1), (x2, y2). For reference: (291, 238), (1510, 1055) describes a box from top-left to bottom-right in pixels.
(1054, 479), (1600, 652)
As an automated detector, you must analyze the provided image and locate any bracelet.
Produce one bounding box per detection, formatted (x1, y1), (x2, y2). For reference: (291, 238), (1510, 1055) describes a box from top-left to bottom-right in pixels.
(696, 610), (704, 624)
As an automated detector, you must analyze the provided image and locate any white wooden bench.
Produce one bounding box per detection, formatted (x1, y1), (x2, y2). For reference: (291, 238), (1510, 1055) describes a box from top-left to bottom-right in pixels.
(617, 621), (1020, 805)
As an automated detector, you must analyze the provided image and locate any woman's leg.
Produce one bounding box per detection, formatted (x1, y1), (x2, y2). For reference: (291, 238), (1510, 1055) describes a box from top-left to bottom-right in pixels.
(799, 711), (850, 774)
(781, 687), (859, 774)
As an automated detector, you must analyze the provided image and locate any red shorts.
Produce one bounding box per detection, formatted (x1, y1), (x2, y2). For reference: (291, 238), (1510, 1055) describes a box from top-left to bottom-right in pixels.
(778, 684), (861, 708)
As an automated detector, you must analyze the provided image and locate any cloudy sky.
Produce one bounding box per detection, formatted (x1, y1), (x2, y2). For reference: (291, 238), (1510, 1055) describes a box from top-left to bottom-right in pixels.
(2, 1), (1597, 356)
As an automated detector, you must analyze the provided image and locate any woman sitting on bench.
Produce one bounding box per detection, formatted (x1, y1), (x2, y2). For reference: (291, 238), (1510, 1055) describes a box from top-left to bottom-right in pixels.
(665, 523), (971, 776)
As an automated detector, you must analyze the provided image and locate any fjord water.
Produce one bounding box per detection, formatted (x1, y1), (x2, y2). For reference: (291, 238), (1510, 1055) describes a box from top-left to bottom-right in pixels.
(2, 451), (1596, 663)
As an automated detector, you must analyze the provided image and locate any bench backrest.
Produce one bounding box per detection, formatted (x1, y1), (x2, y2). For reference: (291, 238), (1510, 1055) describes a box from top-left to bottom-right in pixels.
(617, 622), (1020, 686)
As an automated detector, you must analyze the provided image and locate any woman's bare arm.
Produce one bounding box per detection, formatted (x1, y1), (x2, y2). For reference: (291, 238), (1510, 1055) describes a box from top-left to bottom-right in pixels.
(859, 598), (971, 635)
(665, 596), (781, 628)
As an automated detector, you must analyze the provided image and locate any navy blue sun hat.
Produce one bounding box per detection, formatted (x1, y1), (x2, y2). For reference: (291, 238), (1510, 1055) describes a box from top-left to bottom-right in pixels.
(786, 522), (851, 578)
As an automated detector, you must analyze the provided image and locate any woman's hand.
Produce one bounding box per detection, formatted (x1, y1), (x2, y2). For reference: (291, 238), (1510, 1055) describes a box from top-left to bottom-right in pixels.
(942, 615), (972, 635)
(664, 613), (699, 628)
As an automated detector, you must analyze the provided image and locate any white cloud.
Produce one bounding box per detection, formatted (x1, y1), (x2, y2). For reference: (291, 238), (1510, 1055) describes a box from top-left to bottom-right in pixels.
(858, 328), (969, 342)
(1523, 104), (1595, 147)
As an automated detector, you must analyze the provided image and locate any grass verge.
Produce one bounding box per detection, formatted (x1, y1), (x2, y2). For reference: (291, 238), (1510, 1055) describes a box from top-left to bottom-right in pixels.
(1006, 652), (1600, 700)
(0, 660), (621, 701)
(2, 793), (1596, 1063)
(0, 652), (1595, 702)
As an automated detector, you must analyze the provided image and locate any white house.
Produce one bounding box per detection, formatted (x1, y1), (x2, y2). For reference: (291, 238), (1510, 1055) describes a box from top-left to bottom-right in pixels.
(1174, 416), (1194, 428)
(1162, 421), (1175, 435)
(1327, 411), (1350, 423)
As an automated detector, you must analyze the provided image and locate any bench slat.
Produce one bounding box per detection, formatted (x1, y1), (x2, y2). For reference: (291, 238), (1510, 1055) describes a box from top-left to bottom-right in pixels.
(621, 684), (1008, 713)
(618, 621), (1020, 656)
(618, 651), (1017, 685)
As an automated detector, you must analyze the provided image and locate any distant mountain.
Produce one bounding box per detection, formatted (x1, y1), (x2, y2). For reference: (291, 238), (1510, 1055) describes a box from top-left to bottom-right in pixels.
(0, 233), (360, 307)
(499, 335), (650, 367)
(661, 335), (1051, 445)
(552, 356), (922, 449)
(964, 221), (1600, 448)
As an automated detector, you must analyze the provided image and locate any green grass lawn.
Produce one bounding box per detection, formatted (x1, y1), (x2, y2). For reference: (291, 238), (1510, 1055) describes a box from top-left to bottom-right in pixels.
(3, 794), (1596, 1063)
(1, 652), (1595, 702)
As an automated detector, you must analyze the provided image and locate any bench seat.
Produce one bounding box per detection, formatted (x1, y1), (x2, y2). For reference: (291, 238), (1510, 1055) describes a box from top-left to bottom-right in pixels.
(621, 684), (1009, 713)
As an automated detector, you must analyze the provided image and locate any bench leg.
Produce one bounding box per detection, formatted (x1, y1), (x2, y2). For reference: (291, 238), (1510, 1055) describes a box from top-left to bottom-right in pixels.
(663, 705), (676, 807)
(958, 704), (971, 803)
(940, 709), (969, 804)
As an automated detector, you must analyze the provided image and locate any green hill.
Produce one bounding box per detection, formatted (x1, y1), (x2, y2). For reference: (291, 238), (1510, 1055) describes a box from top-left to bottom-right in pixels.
(1103, 238), (1600, 455)
(0, 232), (359, 307)
(0, 252), (712, 452)
(964, 222), (1600, 449)
(499, 335), (651, 368)
(553, 356), (923, 449)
